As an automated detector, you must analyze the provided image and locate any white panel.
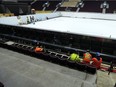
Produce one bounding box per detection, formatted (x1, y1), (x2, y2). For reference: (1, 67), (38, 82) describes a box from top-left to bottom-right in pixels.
(22, 17), (116, 40)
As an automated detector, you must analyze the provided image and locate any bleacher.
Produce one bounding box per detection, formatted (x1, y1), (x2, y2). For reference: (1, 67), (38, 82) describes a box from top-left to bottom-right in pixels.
(1, 0), (116, 15)
(55, 0), (116, 13)
(58, 0), (80, 11)
(46, 1), (62, 11)
(79, 1), (103, 13)
(61, 2), (78, 7)
(61, 0), (80, 7)
(0, 5), (5, 13)
(106, 1), (116, 13)
(4, 4), (19, 15)
(0, 1), (31, 16)
(31, 1), (62, 12)
(31, 1), (47, 11)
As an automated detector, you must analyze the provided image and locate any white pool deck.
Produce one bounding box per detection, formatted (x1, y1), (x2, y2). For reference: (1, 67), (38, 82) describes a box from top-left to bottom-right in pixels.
(22, 16), (116, 40)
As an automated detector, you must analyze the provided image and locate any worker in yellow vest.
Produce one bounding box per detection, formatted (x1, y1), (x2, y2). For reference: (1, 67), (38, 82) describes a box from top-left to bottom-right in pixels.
(69, 53), (81, 62)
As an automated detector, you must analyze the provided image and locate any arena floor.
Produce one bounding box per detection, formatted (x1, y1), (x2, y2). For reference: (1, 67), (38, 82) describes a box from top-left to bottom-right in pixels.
(22, 16), (116, 39)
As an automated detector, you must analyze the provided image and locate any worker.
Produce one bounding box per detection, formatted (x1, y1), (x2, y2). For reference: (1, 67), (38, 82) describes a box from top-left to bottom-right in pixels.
(91, 52), (102, 69)
(83, 50), (92, 64)
(108, 61), (113, 75)
(32, 16), (35, 24)
(69, 53), (81, 62)
(17, 16), (22, 25)
(27, 16), (30, 24)
(34, 46), (43, 53)
(31, 8), (36, 14)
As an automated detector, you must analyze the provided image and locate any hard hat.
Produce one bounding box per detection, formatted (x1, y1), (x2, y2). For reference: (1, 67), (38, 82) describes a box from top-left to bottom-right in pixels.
(70, 53), (79, 61)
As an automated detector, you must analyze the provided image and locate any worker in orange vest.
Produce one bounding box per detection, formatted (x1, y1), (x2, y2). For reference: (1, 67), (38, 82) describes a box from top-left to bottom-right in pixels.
(34, 46), (43, 53)
(83, 50), (92, 64)
(91, 52), (102, 69)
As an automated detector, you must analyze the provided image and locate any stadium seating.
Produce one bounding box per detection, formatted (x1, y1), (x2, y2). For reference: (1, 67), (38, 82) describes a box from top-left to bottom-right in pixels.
(31, 1), (62, 12)
(58, 0), (80, 11)
(0, 2), (30, 16)
(79, 1), (103, 13)
(1, 0), (116, 14)
(46, 1), (62, 11)
(61, 0), (80, 7)
(106, 1), (116, 13)
(61, 2), (78, 7)
(0, 5), (5, 13)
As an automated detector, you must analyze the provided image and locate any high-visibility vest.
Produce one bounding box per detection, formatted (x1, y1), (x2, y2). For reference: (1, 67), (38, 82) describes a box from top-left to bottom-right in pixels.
(70, 53), (80, 62)
(35, 47), (43, 52)
(92, 57), (102, 69)
(83, 52), (92, 63)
